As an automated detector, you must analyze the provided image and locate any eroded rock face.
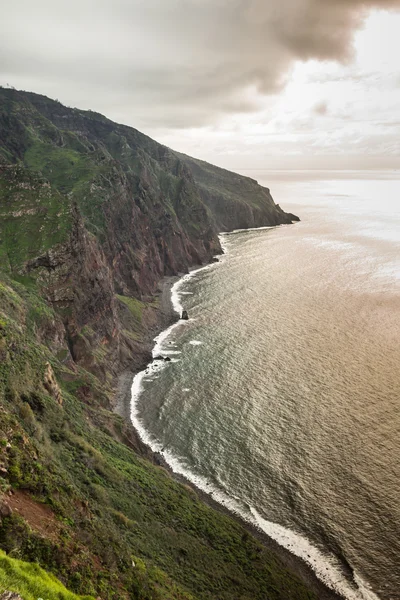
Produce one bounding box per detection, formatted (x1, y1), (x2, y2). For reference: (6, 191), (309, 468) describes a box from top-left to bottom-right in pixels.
(177, 153), (300, 231)
(0, 501), (12, 518)
(43, 363), (62, 405)
(25, 204), (121, 381)
(0, 592), (23, 600)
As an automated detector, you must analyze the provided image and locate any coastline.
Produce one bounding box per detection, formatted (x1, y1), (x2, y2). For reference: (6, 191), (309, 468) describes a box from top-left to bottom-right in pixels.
(114, 249), (344, 600)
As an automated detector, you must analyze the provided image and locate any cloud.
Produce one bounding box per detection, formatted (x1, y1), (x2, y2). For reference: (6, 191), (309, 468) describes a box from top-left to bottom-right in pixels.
(313, 101), (329, 115)
(1, 0), (400, 128)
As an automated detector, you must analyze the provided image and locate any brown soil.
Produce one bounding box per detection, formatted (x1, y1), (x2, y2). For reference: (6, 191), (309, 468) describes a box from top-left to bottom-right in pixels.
(8, 490), (60, 541)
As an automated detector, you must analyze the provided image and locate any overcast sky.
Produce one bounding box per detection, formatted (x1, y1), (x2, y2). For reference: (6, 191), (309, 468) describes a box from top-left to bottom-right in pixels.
(2, 0), (400, 170)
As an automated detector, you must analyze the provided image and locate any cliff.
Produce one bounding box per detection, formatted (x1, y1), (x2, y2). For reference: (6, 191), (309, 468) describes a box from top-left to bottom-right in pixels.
(178, 152), (299, 231)
(0, 87), (298, 387)
(0, 88), (318, 600)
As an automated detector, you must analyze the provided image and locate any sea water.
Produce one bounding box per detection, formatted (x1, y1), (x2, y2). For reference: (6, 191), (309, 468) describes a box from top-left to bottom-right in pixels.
(131, 171), (400, 600)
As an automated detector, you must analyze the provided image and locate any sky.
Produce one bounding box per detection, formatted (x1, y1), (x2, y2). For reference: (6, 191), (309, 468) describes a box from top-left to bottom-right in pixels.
(1, 0), (400, 171)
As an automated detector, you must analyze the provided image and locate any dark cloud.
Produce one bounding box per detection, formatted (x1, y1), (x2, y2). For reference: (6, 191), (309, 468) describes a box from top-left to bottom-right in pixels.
(1, 0), (400, 128)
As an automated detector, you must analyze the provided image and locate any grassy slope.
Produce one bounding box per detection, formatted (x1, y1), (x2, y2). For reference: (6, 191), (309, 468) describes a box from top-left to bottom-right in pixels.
(0, 550), (95, 600)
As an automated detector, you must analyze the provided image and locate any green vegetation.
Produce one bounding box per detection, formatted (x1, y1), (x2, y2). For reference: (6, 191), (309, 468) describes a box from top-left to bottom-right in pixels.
(0, 166), (72, 272)
(24, 143), (95, 195)
(116, 295), (144, 323)
(0, 550), (95, 600)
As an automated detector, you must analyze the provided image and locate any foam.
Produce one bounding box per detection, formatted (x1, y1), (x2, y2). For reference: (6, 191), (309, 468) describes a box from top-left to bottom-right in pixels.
(250, 509), (380, 600)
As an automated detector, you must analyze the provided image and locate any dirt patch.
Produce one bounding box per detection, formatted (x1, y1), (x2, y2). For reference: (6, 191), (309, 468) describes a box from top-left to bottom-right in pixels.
(8, 490), (60, 541)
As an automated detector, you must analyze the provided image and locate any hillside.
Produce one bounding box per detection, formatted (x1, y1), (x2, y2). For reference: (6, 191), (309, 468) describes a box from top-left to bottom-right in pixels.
(0, 88), (318, 600)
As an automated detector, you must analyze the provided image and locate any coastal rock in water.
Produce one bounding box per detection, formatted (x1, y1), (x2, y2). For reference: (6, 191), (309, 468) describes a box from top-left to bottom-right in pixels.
(181, 310), (189, 320)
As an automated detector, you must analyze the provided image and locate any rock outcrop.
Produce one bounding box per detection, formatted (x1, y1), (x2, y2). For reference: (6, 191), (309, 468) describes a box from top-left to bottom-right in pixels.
(43, 363), (63, 405)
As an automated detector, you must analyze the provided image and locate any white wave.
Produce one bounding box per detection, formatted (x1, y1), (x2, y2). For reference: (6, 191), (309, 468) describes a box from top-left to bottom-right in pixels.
(152, 321), (183, 358)
(218, 233), (230, 255)
(189, 340), (203, 346)
(171, 263), (214, 315)
(250, 509), (381, 600)
(354, 573), (383, 600)
(230, 225), (275, 234)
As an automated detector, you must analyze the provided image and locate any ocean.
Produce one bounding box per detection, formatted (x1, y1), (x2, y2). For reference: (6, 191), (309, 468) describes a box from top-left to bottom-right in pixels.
(131, 170), (400, 600)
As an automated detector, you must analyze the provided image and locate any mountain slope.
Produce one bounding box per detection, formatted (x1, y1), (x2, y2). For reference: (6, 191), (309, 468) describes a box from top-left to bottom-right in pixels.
(0, 88), (322, 600)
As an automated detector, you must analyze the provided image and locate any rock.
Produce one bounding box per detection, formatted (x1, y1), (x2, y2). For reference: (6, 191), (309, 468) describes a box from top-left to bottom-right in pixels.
(0, 502), (12, 517)
(154, 356), (164, 361)
(181, 310), (189, 320)
(164, 357), (171, 362)
(0, 593), (24, 600)
(43, 362), (63, 405)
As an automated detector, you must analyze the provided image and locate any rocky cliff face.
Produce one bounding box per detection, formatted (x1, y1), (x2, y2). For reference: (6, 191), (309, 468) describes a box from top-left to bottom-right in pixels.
(178, 152), (299, 231)
(0, 87), (298, 387)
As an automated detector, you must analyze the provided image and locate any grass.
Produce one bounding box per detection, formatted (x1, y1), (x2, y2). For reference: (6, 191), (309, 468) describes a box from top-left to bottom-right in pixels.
(24, 143), (94, 196)
(0, 549), (95, 600)
(116, 295), (144, 324)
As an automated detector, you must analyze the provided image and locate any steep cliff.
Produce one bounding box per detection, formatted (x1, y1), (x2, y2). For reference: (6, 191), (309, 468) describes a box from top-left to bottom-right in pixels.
(178, 152), (299, 231)
(0, 87), (298, 384)
(0, 88), (320, 600)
